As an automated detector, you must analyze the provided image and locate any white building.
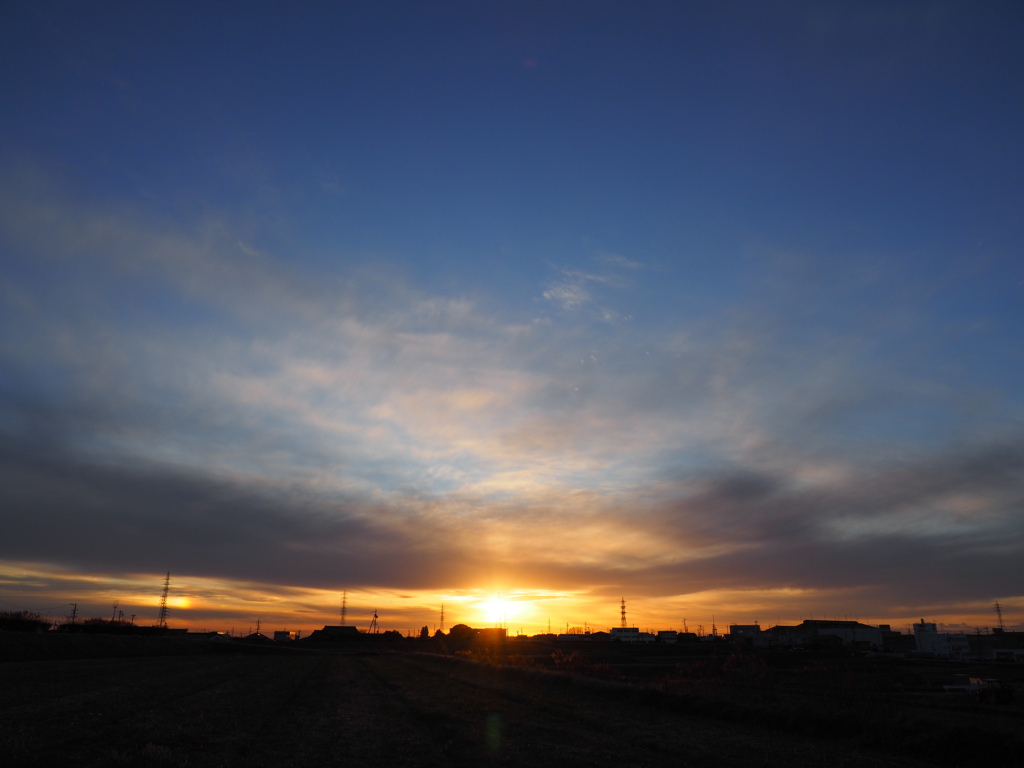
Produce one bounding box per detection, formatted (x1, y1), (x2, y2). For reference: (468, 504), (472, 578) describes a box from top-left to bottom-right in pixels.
(913, 620), (969, 659)
(610, 627), (640, 642)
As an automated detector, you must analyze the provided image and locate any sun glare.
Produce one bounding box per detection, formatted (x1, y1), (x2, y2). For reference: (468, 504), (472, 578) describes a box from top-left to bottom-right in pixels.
(480, 597), (511, 626)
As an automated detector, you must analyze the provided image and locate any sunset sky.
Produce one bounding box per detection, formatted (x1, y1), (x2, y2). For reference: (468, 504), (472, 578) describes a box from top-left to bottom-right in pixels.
(2, 2), (1023, 635)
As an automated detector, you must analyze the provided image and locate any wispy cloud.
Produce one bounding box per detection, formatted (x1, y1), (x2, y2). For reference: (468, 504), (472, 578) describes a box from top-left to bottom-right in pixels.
(541, 256), (639, 318)
(542, 281), (592, 310)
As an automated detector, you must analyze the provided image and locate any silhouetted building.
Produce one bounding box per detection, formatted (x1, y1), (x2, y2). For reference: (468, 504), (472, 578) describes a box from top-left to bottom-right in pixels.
(476, 627), (507, 643)
(241, 632), (273, 644)
(968, 629), (1024, 662)
(305, 625), (361, 641)
(728, 624), (762, 645)
(879, 624), (916, 653)
(763, 620), (882, 649)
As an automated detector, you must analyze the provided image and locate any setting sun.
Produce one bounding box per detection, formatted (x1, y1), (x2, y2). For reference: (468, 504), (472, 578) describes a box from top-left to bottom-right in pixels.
(479, 597), (512, 626)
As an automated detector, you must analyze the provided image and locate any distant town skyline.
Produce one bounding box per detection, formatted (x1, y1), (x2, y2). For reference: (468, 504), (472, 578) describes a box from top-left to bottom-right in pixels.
(1, 3), (1022, 634)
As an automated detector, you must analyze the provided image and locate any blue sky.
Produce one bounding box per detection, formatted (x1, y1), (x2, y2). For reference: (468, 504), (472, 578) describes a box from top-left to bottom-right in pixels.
(1, 1), (1022, 632)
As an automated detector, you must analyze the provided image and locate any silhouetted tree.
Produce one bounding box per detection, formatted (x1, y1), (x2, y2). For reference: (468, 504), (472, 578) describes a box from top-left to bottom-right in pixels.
(448, 623), (476, 642)
(0, 611), (49, 632)
(420, 625), (429, 638)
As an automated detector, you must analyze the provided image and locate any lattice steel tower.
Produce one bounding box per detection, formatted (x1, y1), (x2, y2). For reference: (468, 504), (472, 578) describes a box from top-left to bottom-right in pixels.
(620, 597), (627, 628)
(340, 591), (348, 626)
(157, 572), (171, 628)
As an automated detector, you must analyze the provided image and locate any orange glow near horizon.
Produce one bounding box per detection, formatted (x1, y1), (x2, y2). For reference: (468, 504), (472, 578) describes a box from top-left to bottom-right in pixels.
(1, 561), (1021, 635)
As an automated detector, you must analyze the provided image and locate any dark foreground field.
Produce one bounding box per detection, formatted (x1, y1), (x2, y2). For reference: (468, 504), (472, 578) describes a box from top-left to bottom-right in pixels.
(1, 639), (1020, 767)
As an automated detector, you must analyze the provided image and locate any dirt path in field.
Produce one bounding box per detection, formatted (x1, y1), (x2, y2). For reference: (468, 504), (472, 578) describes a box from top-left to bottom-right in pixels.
(0, 650), (921, 767)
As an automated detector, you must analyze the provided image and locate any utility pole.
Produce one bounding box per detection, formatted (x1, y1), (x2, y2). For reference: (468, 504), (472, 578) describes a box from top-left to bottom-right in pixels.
(68, 603), (78, 625)
(111, 601), (119, 621)
(256, 618), (261, 635)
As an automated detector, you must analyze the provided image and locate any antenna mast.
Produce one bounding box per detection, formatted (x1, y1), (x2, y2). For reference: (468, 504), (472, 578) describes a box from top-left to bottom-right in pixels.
(157, 572), (171, 628)
(620, 597), (627, 628)
(995, 602), (1006, 631)
(340, 591), (348, 626)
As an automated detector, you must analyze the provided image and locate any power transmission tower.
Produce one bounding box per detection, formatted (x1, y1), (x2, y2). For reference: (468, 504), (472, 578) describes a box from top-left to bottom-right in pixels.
(340, 591), (348, 626)
(995, 602), (1006, 631)
(440, 604), (445, 633)
(157, 572), (171, 628)
(256, 618), (261, 635)
(620, 597), (626, 628)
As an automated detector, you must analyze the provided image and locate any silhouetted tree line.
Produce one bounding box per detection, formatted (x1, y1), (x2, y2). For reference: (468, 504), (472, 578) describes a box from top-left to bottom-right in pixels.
(0, 610), (50, 632)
